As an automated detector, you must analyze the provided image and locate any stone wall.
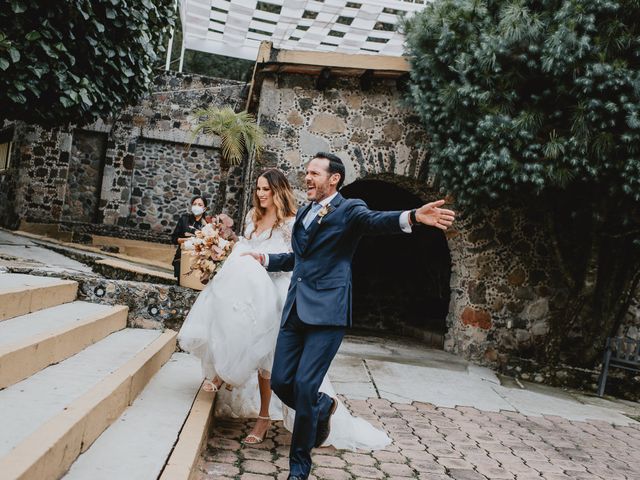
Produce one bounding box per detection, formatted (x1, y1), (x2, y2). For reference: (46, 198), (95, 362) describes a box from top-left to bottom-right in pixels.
(95, 73), (248, 235)
(128, 139), (218, 232)
(445, 209), (564, 364)
(254, 75), (428, 202)
(62, 130), (107, 223)
(0, 72), (248, 242)
(11, 126), (73, 224)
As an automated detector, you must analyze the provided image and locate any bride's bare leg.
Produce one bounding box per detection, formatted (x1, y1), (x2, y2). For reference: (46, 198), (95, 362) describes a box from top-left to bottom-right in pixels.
(243, 370), (272, 444)
(256, 370), (272, 417)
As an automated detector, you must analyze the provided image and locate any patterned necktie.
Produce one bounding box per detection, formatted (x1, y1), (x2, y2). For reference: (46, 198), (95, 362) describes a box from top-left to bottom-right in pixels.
(303, 202), (322, 229)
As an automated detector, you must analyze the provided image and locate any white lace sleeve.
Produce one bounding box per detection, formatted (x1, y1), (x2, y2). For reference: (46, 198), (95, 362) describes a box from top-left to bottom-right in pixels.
(242, 209), (254, 238)
(281, 217), (294, 252)
(267, 218), (295, 282)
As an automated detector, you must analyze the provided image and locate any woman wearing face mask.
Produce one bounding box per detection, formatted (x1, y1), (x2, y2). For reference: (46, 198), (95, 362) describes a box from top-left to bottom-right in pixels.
(171, 195), (209, 281)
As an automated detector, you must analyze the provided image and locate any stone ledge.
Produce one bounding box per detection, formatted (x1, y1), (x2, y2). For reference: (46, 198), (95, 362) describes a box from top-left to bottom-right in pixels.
(14, 229), (174, 271)
(0, 266), (199, 332)
(139, 128), (220, 148)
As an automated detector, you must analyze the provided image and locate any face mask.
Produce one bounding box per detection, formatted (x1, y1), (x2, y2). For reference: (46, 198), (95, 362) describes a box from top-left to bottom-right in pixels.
(191, 205), (205, 216)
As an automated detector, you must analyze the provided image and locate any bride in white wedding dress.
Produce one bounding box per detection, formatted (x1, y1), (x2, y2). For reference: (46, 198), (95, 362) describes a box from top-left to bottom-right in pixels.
(178, 169), (390, 450)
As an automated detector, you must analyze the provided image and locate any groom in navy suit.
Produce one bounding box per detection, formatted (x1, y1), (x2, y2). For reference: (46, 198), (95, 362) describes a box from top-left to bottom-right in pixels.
(246, 152), (455, 479)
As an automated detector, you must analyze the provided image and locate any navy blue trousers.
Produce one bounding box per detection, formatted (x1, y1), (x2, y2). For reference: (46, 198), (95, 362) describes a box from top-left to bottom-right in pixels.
(270, 305), (346, 479)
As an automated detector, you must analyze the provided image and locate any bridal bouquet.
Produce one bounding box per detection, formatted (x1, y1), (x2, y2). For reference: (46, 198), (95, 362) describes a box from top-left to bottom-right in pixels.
(183, 213), (238, 284)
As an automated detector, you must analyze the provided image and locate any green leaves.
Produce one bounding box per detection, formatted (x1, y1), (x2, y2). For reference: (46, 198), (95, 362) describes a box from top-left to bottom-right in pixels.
(1, 0), (177, 126)
(25, 31), (40, 41)
(59, 96), (74, 108)
(79, 89), (93, 106)
(93, 20), (105, 33)
(10, 1), (27, 14)
(404, 0), (640, 213)
(8, 47), (20, 63)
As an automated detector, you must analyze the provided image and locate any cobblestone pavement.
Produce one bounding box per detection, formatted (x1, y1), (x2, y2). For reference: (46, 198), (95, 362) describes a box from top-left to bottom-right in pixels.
(195, 397), (640, 480)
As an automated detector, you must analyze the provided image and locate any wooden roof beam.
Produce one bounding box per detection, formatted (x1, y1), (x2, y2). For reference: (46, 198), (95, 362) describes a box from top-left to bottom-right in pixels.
(256, 41), (410, 73)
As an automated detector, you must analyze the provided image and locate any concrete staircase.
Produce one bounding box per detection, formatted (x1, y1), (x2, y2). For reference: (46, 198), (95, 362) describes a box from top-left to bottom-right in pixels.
(0, 273), (215, 480)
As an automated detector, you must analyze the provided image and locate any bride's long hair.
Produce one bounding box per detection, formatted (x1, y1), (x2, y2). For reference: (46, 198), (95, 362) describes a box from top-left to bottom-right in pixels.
(249, 169), (297, 238)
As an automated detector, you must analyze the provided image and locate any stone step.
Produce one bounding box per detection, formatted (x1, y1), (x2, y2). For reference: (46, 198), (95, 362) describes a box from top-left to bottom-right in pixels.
(0, 301), (128, 389)
(160, 377), (216, 480)
(0, 328), (177, 480)
(94, 257), (175, 283)
(91, 234), (175, 267)
(0, 273), (77, 322)
(17, 221), (74, 242)
(63, 353), (205, 480)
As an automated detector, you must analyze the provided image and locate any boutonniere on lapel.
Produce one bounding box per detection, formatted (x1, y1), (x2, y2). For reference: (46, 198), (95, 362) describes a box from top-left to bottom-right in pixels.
(317, 203), (334, 224)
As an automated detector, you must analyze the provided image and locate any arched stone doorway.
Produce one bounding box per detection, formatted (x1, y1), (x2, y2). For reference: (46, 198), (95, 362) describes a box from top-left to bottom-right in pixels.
(341, 178), (452, 347)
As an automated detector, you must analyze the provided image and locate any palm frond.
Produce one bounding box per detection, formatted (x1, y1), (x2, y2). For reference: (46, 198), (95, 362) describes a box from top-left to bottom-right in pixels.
(192, 107), (264, 166)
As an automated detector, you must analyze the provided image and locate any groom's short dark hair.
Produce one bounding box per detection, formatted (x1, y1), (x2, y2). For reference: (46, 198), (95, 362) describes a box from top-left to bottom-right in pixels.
(314, 152), (345, 189)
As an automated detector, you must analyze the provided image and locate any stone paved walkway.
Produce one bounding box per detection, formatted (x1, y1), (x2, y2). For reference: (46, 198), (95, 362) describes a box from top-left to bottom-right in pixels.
(195, 397), (640, 480)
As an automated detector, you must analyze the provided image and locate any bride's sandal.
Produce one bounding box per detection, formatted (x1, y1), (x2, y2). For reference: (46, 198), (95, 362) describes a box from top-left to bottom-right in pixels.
(202, 377), (224, 393)
(242, 416), (271, 445)
(202, 380), (218, 392)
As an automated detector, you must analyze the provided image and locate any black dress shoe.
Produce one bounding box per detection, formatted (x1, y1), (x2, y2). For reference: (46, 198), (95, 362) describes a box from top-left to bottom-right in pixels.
(314, 396), (337, 447)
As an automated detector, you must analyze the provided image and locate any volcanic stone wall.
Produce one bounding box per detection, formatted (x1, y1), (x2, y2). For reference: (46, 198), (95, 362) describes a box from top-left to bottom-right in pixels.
(251, 74), (429, 203)
(0, 72), (247, 241)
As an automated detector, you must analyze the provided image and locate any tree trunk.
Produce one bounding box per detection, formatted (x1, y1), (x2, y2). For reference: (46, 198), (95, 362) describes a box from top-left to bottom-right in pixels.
(543, 192), (640, 367)
(214, 159), (230, 215)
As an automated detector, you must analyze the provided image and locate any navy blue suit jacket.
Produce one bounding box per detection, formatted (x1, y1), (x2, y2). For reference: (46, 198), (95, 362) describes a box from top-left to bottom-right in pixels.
(267, 193), (404, 327)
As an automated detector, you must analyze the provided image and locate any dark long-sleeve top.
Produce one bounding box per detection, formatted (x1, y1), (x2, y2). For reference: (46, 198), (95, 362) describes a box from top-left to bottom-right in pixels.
(171, 213), (208, 261)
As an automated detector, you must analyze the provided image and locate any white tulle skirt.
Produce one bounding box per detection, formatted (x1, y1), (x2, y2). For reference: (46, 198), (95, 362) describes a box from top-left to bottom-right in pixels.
(178, 252), (281, 386)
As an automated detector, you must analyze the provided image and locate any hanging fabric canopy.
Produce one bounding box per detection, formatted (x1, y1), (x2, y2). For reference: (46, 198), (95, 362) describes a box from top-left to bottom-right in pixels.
(179, 0), (427, 61)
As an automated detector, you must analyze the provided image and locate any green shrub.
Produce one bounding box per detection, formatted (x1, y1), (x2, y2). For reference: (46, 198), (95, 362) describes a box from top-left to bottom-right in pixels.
(0, 0), (176, 126)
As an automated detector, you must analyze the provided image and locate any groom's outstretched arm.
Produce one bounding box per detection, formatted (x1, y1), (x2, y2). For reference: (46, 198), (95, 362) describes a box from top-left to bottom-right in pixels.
(347, 199), (405, 236)
(349, 198), (456, 235)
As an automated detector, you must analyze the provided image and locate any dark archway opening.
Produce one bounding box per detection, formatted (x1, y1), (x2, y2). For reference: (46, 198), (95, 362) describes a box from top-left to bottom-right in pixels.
(341, 179), (451, 346)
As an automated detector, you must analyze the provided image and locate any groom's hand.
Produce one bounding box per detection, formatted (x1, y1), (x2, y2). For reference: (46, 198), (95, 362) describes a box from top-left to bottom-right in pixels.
(241, 252), (265, 265)
(414, 199), (456, 231)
